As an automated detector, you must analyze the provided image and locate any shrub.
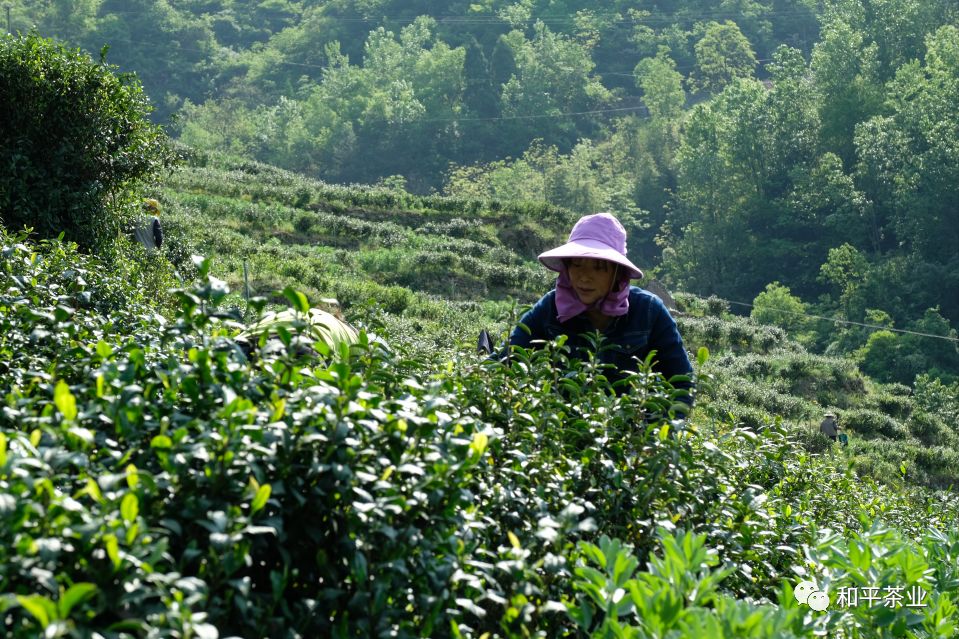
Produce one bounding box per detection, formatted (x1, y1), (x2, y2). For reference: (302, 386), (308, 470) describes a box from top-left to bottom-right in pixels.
(333, 279), (414, 315)
(713, 352), (774, 379)
(864, 388), (913, 420)
(152, 212), (200, 282)
(761, 352), (864, 405)
(857, 330), (901, 382)
(913, 374), (959, 421)
(752, 324), (790, 352)
(678, 315), (791, 356)
(717, 379), (814, 419)
(0, 231), (488, 637)
(843, 408), (909, 439)
(751, 282), (808, 333)
(705, 295), (729, 317)
(0, 33), (175, 252)
(797, 428), (836, 454)
(907, 411), (957, 447)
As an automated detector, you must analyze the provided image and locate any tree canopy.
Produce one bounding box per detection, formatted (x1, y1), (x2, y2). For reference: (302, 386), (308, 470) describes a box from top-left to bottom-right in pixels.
(0, 32), (174, 252)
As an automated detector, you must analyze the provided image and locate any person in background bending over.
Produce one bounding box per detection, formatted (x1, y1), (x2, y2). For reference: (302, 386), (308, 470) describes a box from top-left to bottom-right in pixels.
(235, 306), (359, 359)
(506, 212), (694, 407)
(133, 198), (163, 252)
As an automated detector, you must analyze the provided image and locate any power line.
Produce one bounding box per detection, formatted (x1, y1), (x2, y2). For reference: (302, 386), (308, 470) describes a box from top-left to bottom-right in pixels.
(61, 33), (774, 127)
(318, 14), (816, 27)
(600, 57), (775, 77)
(418, 104), (649, 123)
(59, 37), (664, 125)
(85, 29), (775, 77)
(720, 299), (959, 343)
(15, 15), (801, 132)
(89, 36), (657, 124)
(90, 8), (818, 25)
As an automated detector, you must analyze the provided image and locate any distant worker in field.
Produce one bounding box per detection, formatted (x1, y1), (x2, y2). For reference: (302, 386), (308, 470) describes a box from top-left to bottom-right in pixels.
(235, 306), (360, 358)
(502, 212), (694, 407)
(819, 412), (840, 442)
(133, 198), (163, 252)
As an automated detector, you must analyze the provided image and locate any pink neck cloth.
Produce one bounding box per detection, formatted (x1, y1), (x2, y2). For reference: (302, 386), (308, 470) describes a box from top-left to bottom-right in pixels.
(554, 265), (631, 323)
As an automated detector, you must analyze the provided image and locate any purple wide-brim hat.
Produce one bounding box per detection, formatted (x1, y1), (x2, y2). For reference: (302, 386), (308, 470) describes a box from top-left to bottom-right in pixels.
(538, 212), (644, 279)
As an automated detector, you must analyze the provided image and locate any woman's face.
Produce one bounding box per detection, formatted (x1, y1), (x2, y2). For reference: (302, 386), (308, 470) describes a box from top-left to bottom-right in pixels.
(567, 258), (617, 305)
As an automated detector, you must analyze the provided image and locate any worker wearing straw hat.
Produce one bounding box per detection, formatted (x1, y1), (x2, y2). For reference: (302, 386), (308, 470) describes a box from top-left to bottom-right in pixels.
(819, 412), (840, 442)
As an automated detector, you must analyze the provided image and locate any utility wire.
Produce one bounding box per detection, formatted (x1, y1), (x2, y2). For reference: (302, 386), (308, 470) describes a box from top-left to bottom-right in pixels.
(89, 8), (818, 25)
(417, 104), (650, 123)
(66, 36), (663, 124)
(601, 58), (774, 76)
(63, 34), (773, 126)
(86, 30), (775, 77)
(718, 299), (959, 343)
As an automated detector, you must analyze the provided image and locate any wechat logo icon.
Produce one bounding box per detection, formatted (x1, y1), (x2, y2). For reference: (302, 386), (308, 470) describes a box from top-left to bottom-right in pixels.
(795, 580), (830, 611)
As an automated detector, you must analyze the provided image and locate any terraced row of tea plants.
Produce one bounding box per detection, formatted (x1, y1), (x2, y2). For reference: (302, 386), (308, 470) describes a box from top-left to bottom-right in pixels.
(677, 296), (959, 491)
(3, 229), (959, 639)
(159, 149), (578, 353)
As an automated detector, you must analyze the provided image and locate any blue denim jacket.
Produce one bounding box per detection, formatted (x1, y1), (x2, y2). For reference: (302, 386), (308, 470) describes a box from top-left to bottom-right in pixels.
(508, 286), (694, 401)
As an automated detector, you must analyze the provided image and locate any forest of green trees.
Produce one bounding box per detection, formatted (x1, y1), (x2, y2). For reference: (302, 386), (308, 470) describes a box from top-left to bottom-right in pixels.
(8, 0), (959, 383)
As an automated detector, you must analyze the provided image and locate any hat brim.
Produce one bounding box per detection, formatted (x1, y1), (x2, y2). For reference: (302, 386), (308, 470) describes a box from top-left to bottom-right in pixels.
(538, 239), (644, 279)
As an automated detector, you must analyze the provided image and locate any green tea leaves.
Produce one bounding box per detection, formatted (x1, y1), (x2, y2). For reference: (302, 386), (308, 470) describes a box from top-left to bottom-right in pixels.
(54, 380), (77, 421)
(251, 484), (272, 514)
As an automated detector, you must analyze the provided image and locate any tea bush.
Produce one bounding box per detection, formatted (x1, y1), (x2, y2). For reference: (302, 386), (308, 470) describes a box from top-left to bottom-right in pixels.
(797, 428), (839, 454)
(5, 227), (959, 637)
(706, 295), (730, 317)
(711, 352), (776, 379)
(864, 388), (914, 421)
(1, 231), (490, 637)
(564, 522), (959, 639)
(907, 412), (959, 448)
(912, 446), (959, 489)
(761, 353), (865, 406)
(678, 315), (793, 355)
(710, 376), (815, 420)
(913, 375), (959, 422)
(0, 33), (175, 253)
(844, 408), (910, 440)
(163, 151), (576, 257)
(159, 161), (560, 317)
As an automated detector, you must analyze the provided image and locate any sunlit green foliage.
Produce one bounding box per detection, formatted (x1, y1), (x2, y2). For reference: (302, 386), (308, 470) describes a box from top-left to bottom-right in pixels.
(692, 20), (758, 94)
(11, 0), (959, 383)
(178, 16), (467, 188)
(6, 8), (959, 637)
(5, 229), (959, 638)
(0, 32), (174, 253)
(751, 282), (808, 335)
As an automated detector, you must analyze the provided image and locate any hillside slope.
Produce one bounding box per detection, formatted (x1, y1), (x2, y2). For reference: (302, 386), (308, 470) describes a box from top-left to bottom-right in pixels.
(160, 149), (575, 349)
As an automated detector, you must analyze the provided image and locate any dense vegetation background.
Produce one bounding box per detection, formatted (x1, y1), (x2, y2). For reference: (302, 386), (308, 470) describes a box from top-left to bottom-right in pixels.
(3, 1), (959, 637)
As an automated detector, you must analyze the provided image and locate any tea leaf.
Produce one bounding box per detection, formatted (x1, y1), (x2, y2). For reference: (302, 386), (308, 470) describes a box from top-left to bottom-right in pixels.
(251, 484), (272, 514)
(54, 380), (77, 421)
